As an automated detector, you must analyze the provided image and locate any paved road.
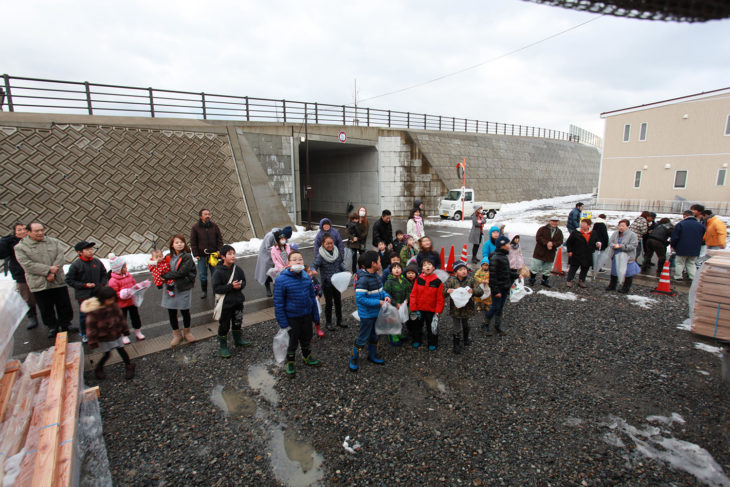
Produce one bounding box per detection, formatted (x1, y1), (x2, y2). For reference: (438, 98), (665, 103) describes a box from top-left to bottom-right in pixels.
(12, 218), (538, 357)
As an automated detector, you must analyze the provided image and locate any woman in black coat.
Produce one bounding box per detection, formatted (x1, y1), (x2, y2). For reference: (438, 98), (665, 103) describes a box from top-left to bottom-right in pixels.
(566, 219), (599, 288)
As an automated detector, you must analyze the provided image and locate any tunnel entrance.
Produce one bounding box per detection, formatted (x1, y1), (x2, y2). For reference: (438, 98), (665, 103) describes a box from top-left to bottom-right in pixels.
(299, 140), (379, 227)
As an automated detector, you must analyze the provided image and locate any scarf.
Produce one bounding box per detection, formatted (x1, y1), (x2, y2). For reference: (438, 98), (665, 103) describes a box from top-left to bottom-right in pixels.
(318, 245), (339, 263)
(581, 230), (591, 244)
(413, 215), (423, 235)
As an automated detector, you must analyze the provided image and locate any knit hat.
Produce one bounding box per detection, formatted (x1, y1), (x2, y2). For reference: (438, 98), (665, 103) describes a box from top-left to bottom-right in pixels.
(452, 260), (468, 272)
(496, 235), (510, 248)
(405, 262), (419, 275)
(109, 254), (126, 274)
(281, 226), (293, 239)
(480, 256), (490, 265)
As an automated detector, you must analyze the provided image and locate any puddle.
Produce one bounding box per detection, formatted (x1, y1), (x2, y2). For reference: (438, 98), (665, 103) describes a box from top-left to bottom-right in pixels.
(210, 385), (257, 420)
(248, 363), (280, 406)
(422, 376), (446, 393)
(268, 424), (324, 486)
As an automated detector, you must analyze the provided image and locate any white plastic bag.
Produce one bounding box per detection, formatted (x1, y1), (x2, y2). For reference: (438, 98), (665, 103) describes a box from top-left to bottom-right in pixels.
(375, 302), (402, 335)
(120, 280), (152, 307)
(344, 248), (353, 271)
(480, 283), (491, 298)
(509, 276), (533, 303)
(398, 302), (410, 323)
(316, 299), (322, 321)
(434, 269), (450, 283)
(273, 328), (289, 364)
(352, 310), (360, 322)
(430, 314), (439, 335)
(449, 287), (471, 308)
(331, 272), (352, 293)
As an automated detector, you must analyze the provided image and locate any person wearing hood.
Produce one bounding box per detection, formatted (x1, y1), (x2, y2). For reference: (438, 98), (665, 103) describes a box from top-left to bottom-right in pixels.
(0, 222), (40, 329)
(406, 208), (426, 245)
(480, 225), (502, 263)
(443, 260), (484, 354)
(507, 233), (524, 283)
(528, 217), (564, 288)
(270, 231), (292, 275)
(565, 219), (598, 288)
(313, 218), (345, 257)
(468, 205), (485, 264)
(372, 210), (394, 249)
(274, 250), (322, 376)
(642, 217), (673, 275)
(312, 234), (346, 330)
(190, 209), (223, 299)
(605, 219), (640, 293)
(484, 236), (512, 335)
(254, 226), (293, 296)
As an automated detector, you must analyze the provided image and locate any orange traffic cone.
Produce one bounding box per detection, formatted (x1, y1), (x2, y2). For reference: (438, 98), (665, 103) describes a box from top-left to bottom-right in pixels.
(652, 261), (676, 296)
(460, 244), (468, 263)
(446, 245), (455, 273)
(551, 247), (565, 276)
(439, 247), (445, 269)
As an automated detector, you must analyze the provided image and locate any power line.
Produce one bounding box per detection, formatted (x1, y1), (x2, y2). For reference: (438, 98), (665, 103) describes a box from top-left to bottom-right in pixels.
(358, 14), (604, 103)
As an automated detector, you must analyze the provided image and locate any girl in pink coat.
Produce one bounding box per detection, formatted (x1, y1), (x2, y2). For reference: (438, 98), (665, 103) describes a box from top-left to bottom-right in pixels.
(270, 230), (292, 276)
(108, 255), (147, 343)
(507, 233), (525, 279)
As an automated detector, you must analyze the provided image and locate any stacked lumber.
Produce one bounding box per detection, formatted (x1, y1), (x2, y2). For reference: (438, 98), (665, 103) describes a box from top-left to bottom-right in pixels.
(691, 250), (730, 341)
(0, 333), (98, 486)
(0, 281), (28, 369)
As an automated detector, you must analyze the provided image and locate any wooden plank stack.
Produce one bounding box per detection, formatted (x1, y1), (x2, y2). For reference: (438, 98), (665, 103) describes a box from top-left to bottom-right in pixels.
(691, 250), (730, 341)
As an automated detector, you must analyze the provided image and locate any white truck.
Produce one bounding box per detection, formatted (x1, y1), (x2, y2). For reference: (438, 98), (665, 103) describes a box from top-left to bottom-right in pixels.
(438, 188), (502, 221)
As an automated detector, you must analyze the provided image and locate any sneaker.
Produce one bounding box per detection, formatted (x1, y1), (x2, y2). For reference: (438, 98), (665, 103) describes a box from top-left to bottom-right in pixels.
(134, 329), (146, 341)
(428, 345), (437, 351)
(412, 341), (420, 349)
(122, 336), (131, 345)
(81, 334), (88, 343)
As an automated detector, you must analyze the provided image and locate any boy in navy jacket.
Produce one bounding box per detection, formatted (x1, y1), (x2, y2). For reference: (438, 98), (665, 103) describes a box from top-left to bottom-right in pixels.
(350, 251), (391, 372)
(274, 251), (321, 376)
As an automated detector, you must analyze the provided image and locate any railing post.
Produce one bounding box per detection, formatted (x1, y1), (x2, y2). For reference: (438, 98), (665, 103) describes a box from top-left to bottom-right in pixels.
(452, 118), (455, 131)
(464, 119), (467, 132)
(315, 103), (319, 124)
(245, 96), (250, 121)
(342, 105), (346, 125)
(511, 124), (514, 136)
(407, 112), (410, 128)
(475, 120), (479, 133)
(438, 116), (441, 131)
(201, 92), (207, 119)
(84, 82), (93, 115)
(282, 99), (287, 123)
(423, 114), (426, 130)
(367, 107), (370, 127)
(388, 110), (391, 127)
(304, 102), (308, 126)
(148, 88), (155, 118)
(3, 74), (14, 112)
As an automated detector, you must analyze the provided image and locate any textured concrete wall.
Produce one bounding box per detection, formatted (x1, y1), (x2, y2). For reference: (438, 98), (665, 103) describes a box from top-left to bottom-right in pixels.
(408, 131), (600, 203)
(242, 132), (296, 218)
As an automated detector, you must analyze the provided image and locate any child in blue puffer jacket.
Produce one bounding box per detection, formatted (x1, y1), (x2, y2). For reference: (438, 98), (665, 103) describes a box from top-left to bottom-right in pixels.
(273, 251), (322, 376)
(349, 251), (391, 372)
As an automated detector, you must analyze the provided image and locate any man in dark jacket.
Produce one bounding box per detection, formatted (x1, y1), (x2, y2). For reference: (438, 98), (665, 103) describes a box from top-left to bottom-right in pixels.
(670, 210), (705, 281)
(0, 222), (39, 329)
(190, 208), (224, 299)
(212, 244), (250, 357)
(66, 241), (108, 342)
(642, 218), (673, 275)
(529, 216), (564, 288)
(567, 202), (583, 234)
(372, 210), (394, 249)
(484, 236), (511, 335)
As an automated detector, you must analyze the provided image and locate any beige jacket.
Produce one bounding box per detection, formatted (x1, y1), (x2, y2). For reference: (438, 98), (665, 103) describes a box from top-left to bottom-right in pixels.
(14, 236), (69, 292)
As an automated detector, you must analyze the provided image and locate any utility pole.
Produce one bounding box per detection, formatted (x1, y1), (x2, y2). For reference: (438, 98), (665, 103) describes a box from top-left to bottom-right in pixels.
(305, 103), (312, 230)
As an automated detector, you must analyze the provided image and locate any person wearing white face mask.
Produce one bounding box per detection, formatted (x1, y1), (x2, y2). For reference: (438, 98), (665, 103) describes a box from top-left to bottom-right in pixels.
(270, 231), (292, 279)
(273, 251), (322, 376)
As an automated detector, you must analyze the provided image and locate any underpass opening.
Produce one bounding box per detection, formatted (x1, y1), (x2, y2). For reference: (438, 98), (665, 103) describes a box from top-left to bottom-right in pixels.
(300, 140), (379, 227)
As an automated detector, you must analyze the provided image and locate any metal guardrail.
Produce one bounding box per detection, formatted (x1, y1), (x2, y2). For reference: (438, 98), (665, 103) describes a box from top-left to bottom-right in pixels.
(595, 198), (729, 216)
(0, 74), (591, 145)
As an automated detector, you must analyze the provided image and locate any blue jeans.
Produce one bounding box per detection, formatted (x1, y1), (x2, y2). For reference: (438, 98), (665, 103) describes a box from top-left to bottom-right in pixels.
(356, 316), (378, 347)
(197, 258), (216, 284)
(78, 309), (87, 336)
(486, 289), (509, 318)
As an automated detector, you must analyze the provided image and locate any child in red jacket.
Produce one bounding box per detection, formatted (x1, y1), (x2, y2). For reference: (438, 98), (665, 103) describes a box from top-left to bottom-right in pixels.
(108, 255), (149, 343)
(148, 249), (176, 296)
(408, 257), (444, 351)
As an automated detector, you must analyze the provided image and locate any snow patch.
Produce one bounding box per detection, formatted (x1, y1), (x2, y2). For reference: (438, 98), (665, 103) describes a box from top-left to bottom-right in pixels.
(646, 413), (685, 426)
(537, 290), (580, 301)
(694, 343), (723, 358)
(626, 295), (658, 309)
(698, 370), (710, 376)
(676, 319), (692, 331)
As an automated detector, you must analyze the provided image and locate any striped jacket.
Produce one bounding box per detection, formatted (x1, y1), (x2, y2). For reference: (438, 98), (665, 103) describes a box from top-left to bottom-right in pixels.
(355, 269), (390, 319)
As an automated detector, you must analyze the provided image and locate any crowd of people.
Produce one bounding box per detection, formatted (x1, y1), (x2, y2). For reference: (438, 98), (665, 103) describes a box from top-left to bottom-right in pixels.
(2, 199), (726, 379)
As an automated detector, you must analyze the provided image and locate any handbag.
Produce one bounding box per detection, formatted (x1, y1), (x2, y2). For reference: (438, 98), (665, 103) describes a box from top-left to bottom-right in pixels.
(213, 266), (237, 320)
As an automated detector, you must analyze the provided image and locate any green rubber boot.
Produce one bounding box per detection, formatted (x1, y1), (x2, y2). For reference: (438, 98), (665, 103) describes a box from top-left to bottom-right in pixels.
(218, 335), (231, 358)
(285, 352), (296, 376)
(232, 329), (252, 347)
(302, 350), (321, 367)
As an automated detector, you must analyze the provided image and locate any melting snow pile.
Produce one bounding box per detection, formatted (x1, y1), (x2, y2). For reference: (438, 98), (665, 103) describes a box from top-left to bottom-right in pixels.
(536, 290), (583, 301)
(626, 295), (658, 309)
(694, 343), (724, 358)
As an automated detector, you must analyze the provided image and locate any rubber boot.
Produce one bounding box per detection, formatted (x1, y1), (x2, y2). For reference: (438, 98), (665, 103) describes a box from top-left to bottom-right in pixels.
(367, 343), (385, 365)
(232, 329), (252, 347)
(349, 346), (362, 372)
(285, 352), (296, 376)
(125, 363), (136, 380)
(94, 361), (106, 380)
(26, 308), (39, 330)
(618, 276), (633, 294)
(453, 335), (463, 354)
(200, 280), (207, 299)
(265, 279), (273, 297)
(302, 350), (321, 366)
(541, 276), (551, 288)
(326, 321), (336, 331)
(495, 316), (506, 336)
(482, 315), (494, 336)
(315, 323), (324, 338)
(183, 328), (196, 342)
(528, 272), (536, 286)
(463, 325), (471, 346)
(170, 329), (183, 347)
(218, 335), (231, 358)
(606, 275), (618, 291)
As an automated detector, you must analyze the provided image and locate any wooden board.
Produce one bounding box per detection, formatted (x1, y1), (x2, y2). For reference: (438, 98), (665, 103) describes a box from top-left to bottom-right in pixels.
(55, 343), (82, 487)
(0, 360), (21, 421)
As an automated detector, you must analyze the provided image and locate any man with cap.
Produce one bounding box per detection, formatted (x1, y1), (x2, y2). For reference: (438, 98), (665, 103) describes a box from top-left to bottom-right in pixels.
(255, 226), (293, 296)
(66, 241), (109, 342)
(529, 216), (564, 288)
(14, 222), (75, 338)
(567, 203), (584, 234)
(190, 208), (224, 299)
(0, 222), (40, 329)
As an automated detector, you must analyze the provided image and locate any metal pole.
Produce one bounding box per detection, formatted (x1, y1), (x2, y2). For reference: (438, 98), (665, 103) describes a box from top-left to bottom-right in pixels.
(148, 88), (155, 117)
(305, 103), (312, 230)
(201, 92), (207, 119)
(84, 82), (93, 115)
(3, 74), (13, 111)
(282, 99), (287, 123)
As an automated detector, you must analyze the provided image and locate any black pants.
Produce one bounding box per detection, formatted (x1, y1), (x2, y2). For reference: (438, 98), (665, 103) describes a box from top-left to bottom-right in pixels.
(472, 234), (482, 258)
(350, 248), (360, 273)
(99, 347), (130, 366)
(567, 263), (590, 282)
(121, 306), (142, 329)
(451, 317), (469, 338)
(411, 311), (438, 347)
(33, 287), (74, 331)
(218, 304), (243, 336)
(167, 309), (191, 330)
(644, 239), (667, 273)
(287, 314), (313, 355)
(322, 283), (342, 324)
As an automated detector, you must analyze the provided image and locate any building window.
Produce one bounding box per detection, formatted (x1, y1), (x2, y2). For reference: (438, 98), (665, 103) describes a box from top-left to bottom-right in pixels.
(718, 168), (727, 186)
(726, 115), (730, 135)
(634, 170), (641, 188)
(623, 124), (630, 142)
(639, 122), (647, 141)
(674, 170), (688, 189)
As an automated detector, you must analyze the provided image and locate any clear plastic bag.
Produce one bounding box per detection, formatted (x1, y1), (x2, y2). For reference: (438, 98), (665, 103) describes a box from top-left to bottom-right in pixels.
(449, 287), (471, 308)
(352, 310), (360, 322)
(480, 283), (491, 298)
(273, 328), (289, 364)
(431, 314), (439, 335)
(375, 302), (402, 335)
(398, 302), (410, 323)
(331, 272), (352, 293)
(509, 276), (533, 303)
(315, 299), (322, 322)
(434, 269), (450, 283)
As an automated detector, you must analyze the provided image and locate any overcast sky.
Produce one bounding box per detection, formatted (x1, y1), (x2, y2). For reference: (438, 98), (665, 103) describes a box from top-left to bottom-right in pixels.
(3, 1), (729, 137)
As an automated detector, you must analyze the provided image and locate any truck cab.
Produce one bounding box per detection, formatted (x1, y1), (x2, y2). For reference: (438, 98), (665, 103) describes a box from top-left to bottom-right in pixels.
(438, 188), (501, 220)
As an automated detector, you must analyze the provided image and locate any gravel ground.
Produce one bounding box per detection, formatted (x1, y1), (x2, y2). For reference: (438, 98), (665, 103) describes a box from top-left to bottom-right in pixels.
(91, 279), (730, 486)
